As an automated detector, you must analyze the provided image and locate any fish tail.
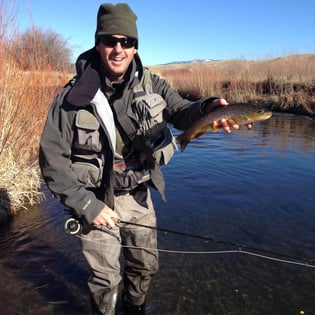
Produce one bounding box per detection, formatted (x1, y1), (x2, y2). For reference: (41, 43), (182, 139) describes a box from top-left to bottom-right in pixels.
(180, 142), (188, 152)
(176, 134), (188, 152)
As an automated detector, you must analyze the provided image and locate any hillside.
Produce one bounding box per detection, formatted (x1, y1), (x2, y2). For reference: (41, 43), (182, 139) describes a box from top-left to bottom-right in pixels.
(148, 53), (315, 75)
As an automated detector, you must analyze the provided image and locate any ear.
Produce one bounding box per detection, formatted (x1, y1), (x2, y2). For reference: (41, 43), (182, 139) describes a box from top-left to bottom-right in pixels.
(95, 44), (100, 52)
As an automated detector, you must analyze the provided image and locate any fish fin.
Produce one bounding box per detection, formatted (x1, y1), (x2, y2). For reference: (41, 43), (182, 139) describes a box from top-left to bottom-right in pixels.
(176, 134), (188, 152)
(180, 142), (188, 152)
(176, 134), (183, 143)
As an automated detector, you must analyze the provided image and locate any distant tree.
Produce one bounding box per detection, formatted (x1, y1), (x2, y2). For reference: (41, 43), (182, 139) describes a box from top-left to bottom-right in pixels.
(0, 0), (17, 43)
(12, 27), (72, 71)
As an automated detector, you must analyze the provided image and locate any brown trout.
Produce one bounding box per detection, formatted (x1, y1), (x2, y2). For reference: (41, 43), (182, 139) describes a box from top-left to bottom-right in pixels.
(177, 103), (272, 152)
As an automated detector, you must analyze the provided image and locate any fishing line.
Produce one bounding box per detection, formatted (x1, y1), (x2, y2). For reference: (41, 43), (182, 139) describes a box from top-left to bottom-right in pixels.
(76, 235), (315, 268)
(74, 219), (314, 269)
(117, 219), (314, 267)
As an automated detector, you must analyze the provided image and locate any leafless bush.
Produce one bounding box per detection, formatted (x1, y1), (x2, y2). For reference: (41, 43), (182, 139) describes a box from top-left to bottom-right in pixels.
(151, 55), (315, 116)
(11, 27), (72, 71)
(0, 0), (71, 216)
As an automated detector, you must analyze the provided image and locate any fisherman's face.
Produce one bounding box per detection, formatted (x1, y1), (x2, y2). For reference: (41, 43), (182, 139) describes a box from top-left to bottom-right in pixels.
(96, 35), (137, 82)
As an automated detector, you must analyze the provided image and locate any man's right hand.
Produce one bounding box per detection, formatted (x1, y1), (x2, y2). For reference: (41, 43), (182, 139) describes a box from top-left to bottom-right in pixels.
(93, 205), (119, 228)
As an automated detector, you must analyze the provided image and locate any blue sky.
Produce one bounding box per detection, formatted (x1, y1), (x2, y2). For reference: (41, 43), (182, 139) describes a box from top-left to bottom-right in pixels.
(16, 0), (315, 65)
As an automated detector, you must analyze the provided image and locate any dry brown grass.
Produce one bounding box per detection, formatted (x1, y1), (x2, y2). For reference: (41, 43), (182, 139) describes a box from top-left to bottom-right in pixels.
(0, 1), (71, 217)
(149, 54), (315, 116)
(0, 60), (68, 215)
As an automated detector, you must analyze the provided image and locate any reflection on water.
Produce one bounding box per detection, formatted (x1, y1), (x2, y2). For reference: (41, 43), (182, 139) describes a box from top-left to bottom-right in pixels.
(0, 113), (314, 315)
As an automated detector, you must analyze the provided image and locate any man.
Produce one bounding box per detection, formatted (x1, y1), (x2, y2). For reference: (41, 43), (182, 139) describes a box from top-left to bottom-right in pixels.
(39, 3), (250, 314)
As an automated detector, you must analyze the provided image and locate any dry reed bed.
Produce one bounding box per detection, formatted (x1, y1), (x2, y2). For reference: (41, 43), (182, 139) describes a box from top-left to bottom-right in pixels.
(0, 51), (69, 220)
(150, 54), (315, 116)
(0, 0), (72, 221)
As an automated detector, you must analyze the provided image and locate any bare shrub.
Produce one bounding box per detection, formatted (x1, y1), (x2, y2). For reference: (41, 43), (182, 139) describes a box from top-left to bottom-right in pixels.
(0, 0), (71, 216)
(11, 27), (72, 71)
(0, 54), (61, 214)
(151, 55), (315, 115)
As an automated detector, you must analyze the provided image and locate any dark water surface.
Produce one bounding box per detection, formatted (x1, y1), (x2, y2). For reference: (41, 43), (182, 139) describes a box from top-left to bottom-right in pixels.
(0, 113), (314, 315)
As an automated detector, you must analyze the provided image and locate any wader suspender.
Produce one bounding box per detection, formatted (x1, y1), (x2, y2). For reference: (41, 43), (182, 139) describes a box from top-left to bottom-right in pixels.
(112, 70), (166, 201)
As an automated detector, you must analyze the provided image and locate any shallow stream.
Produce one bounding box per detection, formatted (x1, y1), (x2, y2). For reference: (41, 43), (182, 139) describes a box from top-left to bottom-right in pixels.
(0, 113), (314, 315)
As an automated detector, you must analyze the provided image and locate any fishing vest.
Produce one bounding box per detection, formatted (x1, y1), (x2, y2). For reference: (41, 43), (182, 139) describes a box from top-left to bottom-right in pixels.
(112, 69), (178, 199)
(117, 69), (177, 166)
(69, 69), (177, 201)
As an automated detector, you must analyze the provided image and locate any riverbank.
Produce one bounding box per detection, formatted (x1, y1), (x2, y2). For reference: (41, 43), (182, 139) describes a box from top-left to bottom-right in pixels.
(149, 54), (315, 117)
(0, 152), (42, 224)
(0, 69), (70, 225)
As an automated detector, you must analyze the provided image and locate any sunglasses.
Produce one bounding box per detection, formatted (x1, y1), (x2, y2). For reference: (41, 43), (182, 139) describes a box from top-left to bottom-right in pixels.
(100, 36), (137, 49)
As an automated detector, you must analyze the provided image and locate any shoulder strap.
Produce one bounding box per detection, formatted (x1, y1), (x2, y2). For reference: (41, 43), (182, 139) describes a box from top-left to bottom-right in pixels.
(113, 70), (167, 200)
(133, 69), (153, 97)
(114, 69), (153, 142)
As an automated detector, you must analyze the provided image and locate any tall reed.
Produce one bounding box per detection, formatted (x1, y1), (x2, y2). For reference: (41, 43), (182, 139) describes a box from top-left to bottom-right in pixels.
(0, 1), (69, 217)
(150, 54), (315, 116)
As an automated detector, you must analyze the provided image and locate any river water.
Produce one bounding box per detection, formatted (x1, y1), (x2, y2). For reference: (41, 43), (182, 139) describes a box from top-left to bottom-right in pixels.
(0, 113), (314, 315)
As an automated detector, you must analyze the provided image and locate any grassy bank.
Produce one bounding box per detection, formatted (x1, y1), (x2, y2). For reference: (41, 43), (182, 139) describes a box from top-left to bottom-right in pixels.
(0, 1), (72, 222)
(0, 60), (69, 221)
(0, 45), (70, 222)
(149, 54), (315, 116)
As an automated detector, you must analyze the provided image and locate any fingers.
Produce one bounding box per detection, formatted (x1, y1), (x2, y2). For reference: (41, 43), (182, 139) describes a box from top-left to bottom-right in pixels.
(213, 120), (252, 133)
(218, 98), (229, 106)
(209, 99), (253, 133)
(102, 214), (116, 228)
(226, 119), (240, 132)
(208, 99), (235, 133)
(93, 205), (119, 228)
(211, 98), (228, 106)
(102, 209), (119, 228)
(213, 119), (238, 133)
(96, 215), (116, 229)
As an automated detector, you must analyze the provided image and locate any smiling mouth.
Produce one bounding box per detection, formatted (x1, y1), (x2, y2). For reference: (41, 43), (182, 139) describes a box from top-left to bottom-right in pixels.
(111, 56), (124, 63)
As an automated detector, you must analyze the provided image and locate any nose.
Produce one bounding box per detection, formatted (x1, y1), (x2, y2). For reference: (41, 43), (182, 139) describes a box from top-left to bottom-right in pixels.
(113, 42), (123, 52)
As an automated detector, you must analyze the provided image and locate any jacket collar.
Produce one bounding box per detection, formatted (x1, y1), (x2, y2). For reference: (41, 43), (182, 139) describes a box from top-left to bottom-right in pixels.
(67, 48), (101, 107)
(67, 48), (144, 107)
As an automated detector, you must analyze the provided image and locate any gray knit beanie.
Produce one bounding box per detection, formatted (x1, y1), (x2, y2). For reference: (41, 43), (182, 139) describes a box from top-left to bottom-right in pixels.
(95, 3), (138, 47)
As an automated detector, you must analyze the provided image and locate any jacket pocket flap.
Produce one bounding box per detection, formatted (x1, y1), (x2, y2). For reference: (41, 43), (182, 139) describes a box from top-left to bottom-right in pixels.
(144, 94), (166, 118)
(76, 110), (100, 130)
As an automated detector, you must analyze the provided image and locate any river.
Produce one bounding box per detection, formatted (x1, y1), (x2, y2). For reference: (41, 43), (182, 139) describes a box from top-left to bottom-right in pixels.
(0, 112), (314, 315)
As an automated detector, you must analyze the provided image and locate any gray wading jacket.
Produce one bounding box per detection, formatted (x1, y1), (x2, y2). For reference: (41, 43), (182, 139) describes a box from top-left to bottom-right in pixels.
(39, 48), (217, 224)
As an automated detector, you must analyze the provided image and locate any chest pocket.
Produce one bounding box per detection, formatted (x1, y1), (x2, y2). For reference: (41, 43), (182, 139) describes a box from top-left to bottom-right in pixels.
(134, 93), (167, 132)
(72, 110), (104, 188)
(74, 109), (102, 152)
